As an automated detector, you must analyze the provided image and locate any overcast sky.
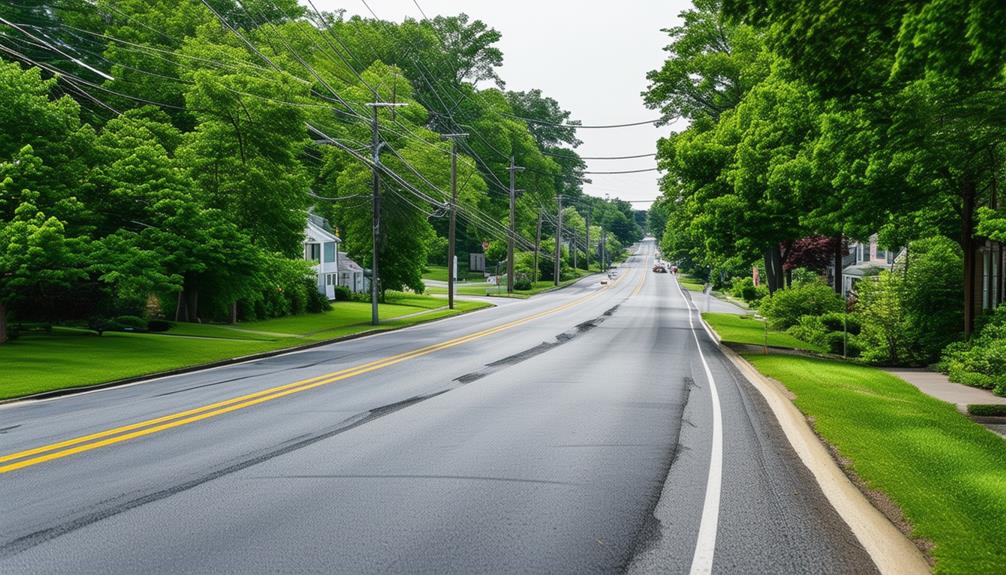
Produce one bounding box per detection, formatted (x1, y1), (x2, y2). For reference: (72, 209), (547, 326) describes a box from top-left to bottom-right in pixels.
(310, 0), (692, 209)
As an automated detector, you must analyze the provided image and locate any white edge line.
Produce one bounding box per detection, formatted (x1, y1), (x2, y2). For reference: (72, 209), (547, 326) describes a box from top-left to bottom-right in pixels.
(672, 274), (724, 575)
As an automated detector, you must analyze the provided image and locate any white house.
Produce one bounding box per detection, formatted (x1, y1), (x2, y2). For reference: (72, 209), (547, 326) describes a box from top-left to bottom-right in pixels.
(836, 234), (904, 298)
(304, 217), (340, 300)
(338, 251), (369, 294)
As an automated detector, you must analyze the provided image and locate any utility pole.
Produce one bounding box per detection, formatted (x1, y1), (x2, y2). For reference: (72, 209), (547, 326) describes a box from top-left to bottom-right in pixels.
(442, 133), (467, 309)
(533, 210), (542, 284)
(554, 195), (563, 286)
(585, 208), (591, 271)
(601, 227), (607, 272)
(507, 157), (524, 293)
(572, 230), (578, 270)
(365, 101), (406, 326)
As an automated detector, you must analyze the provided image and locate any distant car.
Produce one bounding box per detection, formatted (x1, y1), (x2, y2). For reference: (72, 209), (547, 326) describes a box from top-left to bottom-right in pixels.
(652, 264), (667, 273)
(670, 265), (678, 273)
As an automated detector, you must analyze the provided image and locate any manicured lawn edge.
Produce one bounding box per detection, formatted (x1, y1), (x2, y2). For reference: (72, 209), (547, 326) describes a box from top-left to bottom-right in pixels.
(738, 350), (1005, 574)
(0, 300), (493, 405)
(705, 313), (1006, 574)
(718, 347), (932, 574)
(701, 312), (826, 353)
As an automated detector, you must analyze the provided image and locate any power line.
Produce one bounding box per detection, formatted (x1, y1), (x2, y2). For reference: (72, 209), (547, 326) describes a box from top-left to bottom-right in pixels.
(582, 167), (661, 174)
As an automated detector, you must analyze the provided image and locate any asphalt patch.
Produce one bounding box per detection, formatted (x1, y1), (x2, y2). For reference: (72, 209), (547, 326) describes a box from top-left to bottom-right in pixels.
(454, 305), (620, 385)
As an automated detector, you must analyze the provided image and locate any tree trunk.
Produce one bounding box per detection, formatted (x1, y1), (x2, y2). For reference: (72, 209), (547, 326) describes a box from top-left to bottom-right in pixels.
(962, 180), (977, 338)
(833, 235), (844, 295)
(230, 301), (238, 325)
(0, 302), (7, 345)
(186, 285), (200, 324)
(763, 246), (784, 293)
(785, 268), (793, 289)
(174, 290), (184, 322)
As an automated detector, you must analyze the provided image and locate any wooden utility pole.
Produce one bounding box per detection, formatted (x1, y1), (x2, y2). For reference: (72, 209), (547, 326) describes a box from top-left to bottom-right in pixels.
(442, 133), (467, 309)
(365, 102), (406, 325)
(554, 195), (563, 286)
(507, 157), (524, 293)
(585, 208), (591, 271)
(533, 211), (542, 284)
(572, 230), (578, 270)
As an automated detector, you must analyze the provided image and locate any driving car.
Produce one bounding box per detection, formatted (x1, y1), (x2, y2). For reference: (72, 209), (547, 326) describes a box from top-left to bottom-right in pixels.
(652, 264), (667, 273)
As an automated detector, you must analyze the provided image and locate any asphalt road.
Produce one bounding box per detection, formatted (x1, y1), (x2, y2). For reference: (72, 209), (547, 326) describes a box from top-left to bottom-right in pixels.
(0, 239), (876, 574)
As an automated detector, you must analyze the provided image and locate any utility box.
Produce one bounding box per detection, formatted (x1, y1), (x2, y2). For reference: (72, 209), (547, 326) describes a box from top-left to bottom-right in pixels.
(469, 252), (486, 272)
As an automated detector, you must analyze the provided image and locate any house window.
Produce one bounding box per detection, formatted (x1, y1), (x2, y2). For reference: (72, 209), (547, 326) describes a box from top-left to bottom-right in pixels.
(324, 242), (336, 263)
(307, 243), (321, 263)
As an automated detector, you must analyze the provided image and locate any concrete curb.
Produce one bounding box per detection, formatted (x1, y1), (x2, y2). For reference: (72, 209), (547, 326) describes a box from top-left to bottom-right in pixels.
(0, 303), (495, 406)
(705, 319), (931, 575)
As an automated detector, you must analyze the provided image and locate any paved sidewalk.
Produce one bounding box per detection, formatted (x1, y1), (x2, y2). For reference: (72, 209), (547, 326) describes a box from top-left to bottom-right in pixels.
(886, 368), (1006, 437)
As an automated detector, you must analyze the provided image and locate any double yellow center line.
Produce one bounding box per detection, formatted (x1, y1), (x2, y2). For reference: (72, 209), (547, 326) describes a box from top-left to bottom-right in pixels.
(1, 267), (642, 474)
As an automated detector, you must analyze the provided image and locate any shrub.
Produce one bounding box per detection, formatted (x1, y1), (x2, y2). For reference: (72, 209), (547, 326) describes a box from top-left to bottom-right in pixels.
(786, 315), (827, 346)
(819, 312), (861, 335)
(824, 331), (862, 357)
(333, 285), (352, 301)
(147, 320), (173, 332)
(967, 404), (1006, 417)
(114, 315), (148, 330)
(855, 270), (908, 364)
(730, 277), (768, 304)
(758, 281), (844, 330)
(900, 236), (963, 363)
(304, 279), (332, 313)
(513, 272), (532, 291)
(939, 306), (1006, 395)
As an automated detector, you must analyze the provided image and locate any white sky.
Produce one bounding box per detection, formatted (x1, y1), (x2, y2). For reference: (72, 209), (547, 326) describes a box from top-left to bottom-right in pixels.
(310, 0), (692, 209)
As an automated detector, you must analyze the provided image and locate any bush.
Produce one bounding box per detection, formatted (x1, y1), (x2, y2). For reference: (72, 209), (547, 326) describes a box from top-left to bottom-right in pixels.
(786, 315), (827, 346)
(855, 236), (963, 366)
(730, 277), (768, 304)
(147, 320), (173, 332)
(819, 312), (861, 336)
(114, 315), (148, 331)
(333, 285), (352, 301)
(513, 272), (532, 291)
(939, 308), (1006, 395)
(855, 270), (908, 364)
(824, 331), (862, 357)
(967, 404), (1006, 417)
(900, 236), (963, 363)
(758, 281), (844, 330)
(304, 279), (332, 313)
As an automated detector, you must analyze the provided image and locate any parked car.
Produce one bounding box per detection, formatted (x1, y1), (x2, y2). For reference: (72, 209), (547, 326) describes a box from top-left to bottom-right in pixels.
(652, 264), (667, 273)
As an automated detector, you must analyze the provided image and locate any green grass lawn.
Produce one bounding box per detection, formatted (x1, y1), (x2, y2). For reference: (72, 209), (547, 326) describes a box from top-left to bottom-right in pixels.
(425, 269), (595, 299)
(746, 354), (1006, 574)
(702, 312), (825, 352)
(0, 295), (490, 401)
(421, 265), (484, 282)
(678, 273), (707, 292)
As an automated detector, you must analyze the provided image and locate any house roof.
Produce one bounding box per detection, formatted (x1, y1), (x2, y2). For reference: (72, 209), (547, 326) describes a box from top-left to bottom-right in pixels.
(338, 252), (363, 273)
(843, 262), (886, 278)
(305, 220), (340, 243)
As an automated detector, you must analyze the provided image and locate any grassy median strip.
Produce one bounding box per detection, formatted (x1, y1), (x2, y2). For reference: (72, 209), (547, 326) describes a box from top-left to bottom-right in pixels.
(702, 312), (825, 352)
(743, 354), (1006, 574)
(0, 296), (490, 401)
